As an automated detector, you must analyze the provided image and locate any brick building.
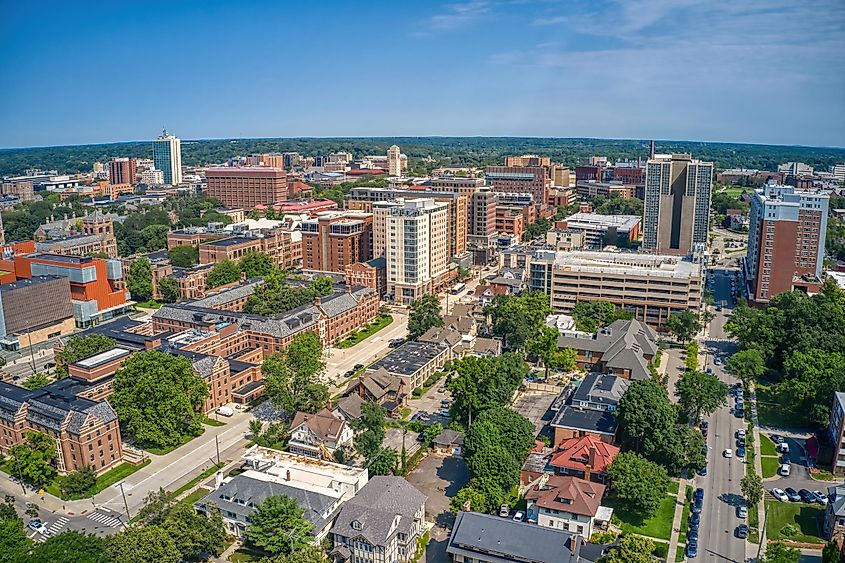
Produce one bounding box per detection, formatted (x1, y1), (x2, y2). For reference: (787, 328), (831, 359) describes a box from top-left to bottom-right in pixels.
(0, 276), (76, 349)
(204, 167), (289, 209)
(485, 166), (549, 209)
(344, 257), (387, 297)
(108, 157), (137, 186)
(302, 211), (373, 273)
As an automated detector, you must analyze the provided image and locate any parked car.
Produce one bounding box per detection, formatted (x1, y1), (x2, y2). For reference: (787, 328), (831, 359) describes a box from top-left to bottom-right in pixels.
(798, 489), (815, 503)
(772, 488), (789, 502)
(736, 437), (746, 448)
(343, 369), (356, 378)
(714, 357), (722, 365)
(736, 524), (749, 539)
(688, 527), (699, 542)
(813, 490), (829, 505)
(27, 519), (48, 535)
(734, 409), (745, 419)
(772, 434), (785, 444)
(499, 504), (510, 517)
(694, 488), (705, 502)
(686, 542), (699, 558)
(776, 442), (790, 454)
(736, 446), (746, 458)
(784, 488), (801, 502)
(705, 367), (713, 374)
(736, 429), (746, 439)
(691, 500), (702, 514)
(388, 338), (405, 348)
(353, 363), (365, 371)
(689, 512), (701, 526)
(737, 505), (748, 518)
(216, 406), (234, 417)
(700, 420), (709, 429)
(697, 464), (708, 476)
(512, 511), (525, 522)
(723, 448), (733, 458)
(779, 464), (791, 477)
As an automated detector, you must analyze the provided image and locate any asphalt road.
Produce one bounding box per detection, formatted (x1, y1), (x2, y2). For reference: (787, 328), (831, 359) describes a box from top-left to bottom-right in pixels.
(690, 269), (748, 563)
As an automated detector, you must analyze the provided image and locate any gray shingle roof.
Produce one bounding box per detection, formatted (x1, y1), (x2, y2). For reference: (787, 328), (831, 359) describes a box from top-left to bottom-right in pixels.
(571, 373), (630, 408)
(332, 476), (426, 547)
(551, 406), (618, 436)
(557, 319), (656, 381)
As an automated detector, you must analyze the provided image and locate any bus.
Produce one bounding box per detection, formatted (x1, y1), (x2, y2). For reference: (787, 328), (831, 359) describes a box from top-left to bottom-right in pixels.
(450, 282), (466, 295)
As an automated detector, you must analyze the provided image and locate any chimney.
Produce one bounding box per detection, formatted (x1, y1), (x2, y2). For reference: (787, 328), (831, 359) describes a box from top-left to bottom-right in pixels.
(240, 271), (247, 283)
(214, 470), (224, 490)
(570, 534), (580, 554)
(588, 446), (597, 467)
(649, 140), (655, 160)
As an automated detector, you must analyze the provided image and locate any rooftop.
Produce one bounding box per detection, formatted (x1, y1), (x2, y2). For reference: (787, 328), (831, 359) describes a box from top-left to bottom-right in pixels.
(563, 212), (641, 230)
(0, 275), (67, 292)
(368, 341), (448, 377)
(72, 347), (132, 369)
(550, 406), (618, 436)
(552, 251), (702, 279)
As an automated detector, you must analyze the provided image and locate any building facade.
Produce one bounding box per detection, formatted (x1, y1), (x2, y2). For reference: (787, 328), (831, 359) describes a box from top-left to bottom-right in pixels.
(829, 393), (845, 477)
(152, 131), (182, 185)
(485, 165), (549, 209)
(108, 157), (137, 186)
(204, 167), (288, 209)
(0, 276), (75, 349)
(302, 212), (373, 273)
(642, 154), (713, 255)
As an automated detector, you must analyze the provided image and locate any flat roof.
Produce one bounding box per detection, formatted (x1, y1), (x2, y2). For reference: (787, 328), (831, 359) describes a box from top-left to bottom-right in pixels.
(0, 275), (66, 292)
(205, 236), (255, 247)
(29, 253), (94, 265)
(369, 341), (447, 376)
(73, 347), (132, 369)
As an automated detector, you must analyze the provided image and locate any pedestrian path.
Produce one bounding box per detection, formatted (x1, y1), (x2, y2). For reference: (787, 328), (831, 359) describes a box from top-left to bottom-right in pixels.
(43, 515), (68, 538)
(87, 510), (124, 528)
(666, 479), (690, 563)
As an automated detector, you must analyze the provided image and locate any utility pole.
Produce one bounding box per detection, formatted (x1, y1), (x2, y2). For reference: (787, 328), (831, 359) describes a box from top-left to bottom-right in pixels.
(215, 435), (220, 465)
(118, 482), (130, 521)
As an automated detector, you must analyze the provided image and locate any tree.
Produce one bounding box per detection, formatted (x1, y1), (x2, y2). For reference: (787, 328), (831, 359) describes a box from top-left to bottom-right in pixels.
(369, 447), (399, 475)
(571, 300), (632, 333)
(56, 333), (116, 377)
(162, 502), (227, 560)
(616, 380), (676, 453)
(466, 445), (520, 491)
(450, 485), (486, 514)
(105, 525), (181, 563)
(8, 431), (56, 486)
(352, 402), (387, 460)
(663, 311), (702, 343)
(126, 257), (153, 302)
(31, 531), (105, 563)
(726, 348), (766, 384)
(759, 542), (800, 563)
(245, 496), (313, 556)
(110, 351), (209, 449)
(60, 466), (97, 497)
(465, 406), (536, 462)
(486, 292), (551, 350)
(448, 354), (529, 424)
(741, 472), (764, 507)
(422, 422), (443, 445)
(0, 512), (31, 563)
(607, 452), (670, 517)
(249, 418), (263, 439)
(527, 326), (577, 377)
(266, 546), (328, 563)
(675, 370), (728, 421)
(310, 276), (333, 296)
(285, 332), (325, 380)
(782, 349), (845, 426)
(22, 372), (50, 390)
(157, 277), (180, 303)
(206, 259), (241, 288)
(239, 251), (274, 279)
(822, 541), (842, 563)
(602, 534), (655, 563)
(262, 346), (329, 416)
(408, 294), (443, 339)
(167, 245), (199, 268)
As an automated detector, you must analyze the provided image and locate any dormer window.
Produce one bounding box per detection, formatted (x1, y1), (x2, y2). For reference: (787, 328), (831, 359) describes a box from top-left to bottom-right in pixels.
(351, 520), (363, 530)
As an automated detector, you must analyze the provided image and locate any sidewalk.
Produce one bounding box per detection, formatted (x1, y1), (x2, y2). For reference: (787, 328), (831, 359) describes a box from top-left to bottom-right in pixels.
(666, 479), (690, 562)
(749, 381), (767, 561)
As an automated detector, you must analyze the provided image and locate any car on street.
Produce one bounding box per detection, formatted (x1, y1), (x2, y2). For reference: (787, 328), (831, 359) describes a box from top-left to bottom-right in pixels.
(688, 527), (699, 542)
(686, 541), (699, 558)
(388, 338), (405, 348)
(736, 524), (749, 539)
(499, 504), (510, 517)
(736, 429), (746, 439)
(343, 369), (355, 378)
(772, 488), (789, 502)
(813, 490), (829, 505)
(27, 519), (48, 535)
(689, 512), (701, 526)
(353, 363), (364, 371)
(694, 488), (704, 502)
(512, 511), (525, 522)
(799, 489), (816, 503)
(784, 488), (801, 502)
(734, 408), (745, 418)
(723, 448), (733, 458)
(737, 446), (746, 458)
(737, 505), (748, 518)
(779, 463), (791, 476)
(697, 464), (708, 476)
(736, 437), (746, 448)
(705, 367), (713, 374)
(714, 357), (722, 365)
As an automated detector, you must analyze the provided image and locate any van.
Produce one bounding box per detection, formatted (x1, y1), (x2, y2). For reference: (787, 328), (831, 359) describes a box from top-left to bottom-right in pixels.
(777, 442), (790, 454)
(216, 406), (234, 417)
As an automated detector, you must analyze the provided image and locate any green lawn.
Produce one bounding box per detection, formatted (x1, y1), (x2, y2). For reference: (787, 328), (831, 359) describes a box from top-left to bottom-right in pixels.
(173, 463), (225, 497)
(202, 416), (226, 427)
(337, 314), (394, 348)
(761, 456), (780, 478)
(748, 502), (760, 544)
(760, 435), (778, 456)
(229, 546), (267, 562)
(45, 459), (151, 500)
(142, 428), (205, 456)
(765, 501), (825, 544)
(678, 485), (692, 547)
(605, 494), (676, 540)
(667, 481), (680, 496)
(134, 299), (163, 309)
(755, 384), (813, 429)
(178, 486), (211, 507)
(717, 186), (751, 198)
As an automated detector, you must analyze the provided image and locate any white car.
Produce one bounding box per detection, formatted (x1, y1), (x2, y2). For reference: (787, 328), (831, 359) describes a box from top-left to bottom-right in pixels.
(723, 448), (733, 458)
(714, 357), (722, 365)
(814, 490), (829, 505)
(772, 488), (789, 502)
(512, 511), (525, 522)
(27, 519), (48, 535)
(779, 464), (791, 476)
(737, 505), (748, 518)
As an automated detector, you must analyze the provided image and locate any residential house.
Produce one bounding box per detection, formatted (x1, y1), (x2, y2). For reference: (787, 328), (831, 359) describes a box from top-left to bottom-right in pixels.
(432, 429), (464, 456)
(473, 284), (507, 306)
(524, 475), (611, 538)
(556, 319), (658, 381)
(522, 435), (620, 485)
(346, 371), (407, 414)
(330, 476), (427, 563)
(333, 394), (365, 422)
(824, 485), (845, 544)
(288, 408), (353, 460)
(549, 374), (629, 446)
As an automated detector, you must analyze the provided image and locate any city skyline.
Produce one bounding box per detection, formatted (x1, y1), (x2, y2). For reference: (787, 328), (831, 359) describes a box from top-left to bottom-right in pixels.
(1, 0), (844, 149)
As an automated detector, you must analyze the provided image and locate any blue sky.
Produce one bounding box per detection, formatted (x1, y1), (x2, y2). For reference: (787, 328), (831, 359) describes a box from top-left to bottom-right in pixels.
(1, 0), (843, 148)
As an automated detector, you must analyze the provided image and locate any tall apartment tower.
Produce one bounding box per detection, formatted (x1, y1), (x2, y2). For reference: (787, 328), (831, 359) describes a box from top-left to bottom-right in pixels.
(745, 182), (829, 304)
(301, 211), (373, 272)
(387, 145), (402, 177)
(152, 130), (183, 185)
(642, 154), (713, 255)
(470, 187), (498, 236)
(108, 157), (137, 186)
(379, 198), (449, 305)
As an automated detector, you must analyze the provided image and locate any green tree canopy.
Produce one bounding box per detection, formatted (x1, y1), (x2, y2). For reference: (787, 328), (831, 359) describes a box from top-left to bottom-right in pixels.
(408, 294), (444, 339)
(157, 276), (180, 303)
(663, 310), (702, 343)
(206, 259), (241, 288)
(262, 341), (329, 416)
(486, 292), (551, 349)
(352, 401), (387, 461)
(760, 542), (801, 563)
(105, 524), (181, 563)
(162, 502), (227, 560)
(126, 257), (154, 302)
(447, 353), (528, 424)
(602, 534), (655, 563)
(571, 301), (632, 333)
(527, 326), (577, 377)
(617, 380), (677, 452)
(741, 472), (764, 506)
(368, 447), (399, 475)
(822, 541), (841, 563)
(31, 531), (105, 563)
(675, 370), (728, 421)
(245, 496), (314, 556)
(607, 452), (670, 517)
(56, 333), (116, 377)
(59, 466), (97, 498)
(726, 348), (766, 383)
(284, 332), (325, 380)
(22, 372), (50, 390)
(110, 351), (209, 448)
(8, 431), (57, 486)
(167, 245), (199, 268)
(239, 251), (274, 279)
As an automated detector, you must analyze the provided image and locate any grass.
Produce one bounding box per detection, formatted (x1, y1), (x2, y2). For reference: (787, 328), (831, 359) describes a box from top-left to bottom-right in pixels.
(337, 314), (394, 348)
(605, 494), (676, 540)
(134, 299), (163, 309)
(202, 416), (226, 427)
(142, 428), (205, 456)
(810, 469), (836, 481)
(229, 546), (267, 562)
(675, 546), (686, 562)
(173, 463), (225, 497)
(761, 456), (781, 478)
(667, 480), (680, 496)
(400, 407), (411, 420)
(44, 459), (151, 500)
(764, 500), (825, 544)
(749, 502), (760, 544)
(717, 186), (751, 198)
(678, 485), (692, 547)
(755, 384), (813, 429)
(760, 435), (778, 456)
(178, 486), (211, 507)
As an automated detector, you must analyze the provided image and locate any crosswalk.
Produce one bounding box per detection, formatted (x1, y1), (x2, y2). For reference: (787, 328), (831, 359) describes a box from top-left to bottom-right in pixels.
(42, 516), (68, 538)
(87, 510), (124, 529)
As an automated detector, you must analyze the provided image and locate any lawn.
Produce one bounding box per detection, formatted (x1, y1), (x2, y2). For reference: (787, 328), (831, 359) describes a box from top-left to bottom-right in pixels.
(229, 546), (267, 562)
(748, 501), (760, 544)
(760, 435), (778, 456)
(45, 459), (151, 500)
(202, 416), (226, 427)
(761, 456), (781, 478)
(173, 463), (225, 497)
(178, 486), (211, 507)
(717, 186), (751, 198)
(667, 481), (680, 496)
(605, 494), (676, 540)
(755, 384), (812, 429)
(337, 314), (394, 348)
(765, 501), (825, 544)
(677, 485), (692, 547)
(134, 299), (163, 309)
(142, 428), (205, 456)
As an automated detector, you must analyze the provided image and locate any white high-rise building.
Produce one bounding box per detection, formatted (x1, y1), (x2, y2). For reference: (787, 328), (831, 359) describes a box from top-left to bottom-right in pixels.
(377, 198), (448, 305)
(152, 130), (182, 185)
(831, 164), (845, 183)
(141, 168), (165, 186)
(643, 154), (713, 255)
(387, 145), (402, 177)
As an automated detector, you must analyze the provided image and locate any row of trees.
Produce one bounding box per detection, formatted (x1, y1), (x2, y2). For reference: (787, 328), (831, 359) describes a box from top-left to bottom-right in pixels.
(244, 271), (333, 315)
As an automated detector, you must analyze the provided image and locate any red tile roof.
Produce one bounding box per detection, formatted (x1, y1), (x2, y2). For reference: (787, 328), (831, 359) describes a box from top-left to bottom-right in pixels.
(549, 435), (620, 475)
(524, 475), (606, 517)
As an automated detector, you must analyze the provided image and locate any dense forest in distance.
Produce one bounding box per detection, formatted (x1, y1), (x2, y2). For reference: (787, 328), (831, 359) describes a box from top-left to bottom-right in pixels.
(1, 136), (844, 177)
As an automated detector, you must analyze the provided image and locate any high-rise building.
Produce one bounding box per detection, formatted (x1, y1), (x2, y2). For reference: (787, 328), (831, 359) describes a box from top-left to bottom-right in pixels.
(831, 164), (845, 183)
(745, 182), (829, 304)
(152, 131), (182, 185)
(108, 157), (137, 186)
(642, 154), (714, 255)
(470, 187), (498, 236)
(387, 145), (402, 177)
(485, 166), (549, 208)
(302, 211), (373, 272)
(204, 167), (288, 209)
(141, 168), (164, 186)
(377, 199), (449, 305)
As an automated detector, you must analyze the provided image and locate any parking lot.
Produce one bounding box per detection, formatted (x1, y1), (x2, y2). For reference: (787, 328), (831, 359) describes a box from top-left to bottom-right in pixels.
(511, 390), (557, 435)
(408, 380), (453, 421)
